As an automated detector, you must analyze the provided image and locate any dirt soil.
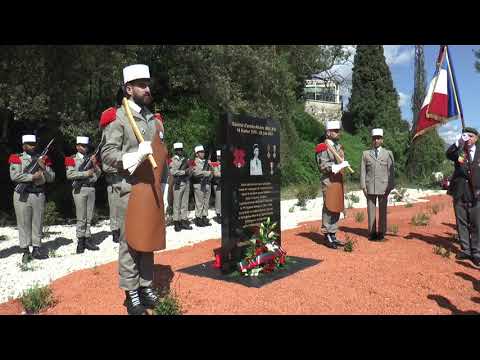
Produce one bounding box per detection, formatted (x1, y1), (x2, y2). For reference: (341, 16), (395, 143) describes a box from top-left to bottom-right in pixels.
(1, 195), (479, 315)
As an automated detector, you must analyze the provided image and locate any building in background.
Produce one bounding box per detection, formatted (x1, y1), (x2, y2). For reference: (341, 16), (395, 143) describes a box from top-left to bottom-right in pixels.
(304, 78), (343, 125)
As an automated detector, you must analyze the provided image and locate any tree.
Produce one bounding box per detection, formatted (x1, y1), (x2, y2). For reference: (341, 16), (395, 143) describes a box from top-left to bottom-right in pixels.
(406, 45), (446, 180)
(346, 45), (410, 175)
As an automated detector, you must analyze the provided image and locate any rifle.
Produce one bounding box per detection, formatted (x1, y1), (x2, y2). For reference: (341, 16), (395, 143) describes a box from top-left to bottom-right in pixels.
(173, 157), (189, 190)
(72, 140), (103, 191)
(200, 150), (213, 193)
(15, 138), (55, 194)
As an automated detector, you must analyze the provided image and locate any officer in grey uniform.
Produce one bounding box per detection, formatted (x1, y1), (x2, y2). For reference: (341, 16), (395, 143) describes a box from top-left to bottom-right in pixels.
(360, 128), (395, 241)
(99, 106), (121, 243)
(65, 136), (102, 253)
(212, 150), (222, 224)
(170, 142), (193, 232)
(9, 134), (55, 263)
(192, 145), (212, 227)
(101, 64), (169, 315)
(317, 120), (350, 249)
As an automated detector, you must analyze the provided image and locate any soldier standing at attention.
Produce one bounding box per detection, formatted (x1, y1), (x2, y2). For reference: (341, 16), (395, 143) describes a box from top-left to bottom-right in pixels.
(99, 100), (122, 244)
(170, 142), (193, 232)
(192, 145), (212, 227)
(212, 150), (222, 224)
(9, 134), (55, 263)
(101, 64), (169, 315)
(65, 136), (102, 253)
(360, 128), (395, 241)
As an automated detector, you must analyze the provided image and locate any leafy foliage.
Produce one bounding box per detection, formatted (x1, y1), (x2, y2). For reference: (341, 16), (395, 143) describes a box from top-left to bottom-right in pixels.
(20, 284), (56, 314)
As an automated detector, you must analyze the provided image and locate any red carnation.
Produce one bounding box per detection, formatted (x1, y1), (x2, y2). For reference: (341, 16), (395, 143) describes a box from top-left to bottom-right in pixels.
(315, 143), (328, 153)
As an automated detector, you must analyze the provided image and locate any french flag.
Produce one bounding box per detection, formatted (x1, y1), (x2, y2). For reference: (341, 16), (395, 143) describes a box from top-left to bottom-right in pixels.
(413, 45), (462, 139)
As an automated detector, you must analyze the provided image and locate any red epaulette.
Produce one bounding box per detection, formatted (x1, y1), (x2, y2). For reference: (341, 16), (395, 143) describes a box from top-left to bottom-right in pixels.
(8, 154), (21, 165)
(99, 107), (117, 128)
(154, 113), (163, 123)
(188, 159), (196, 167)
(315, 143), (328, 153)
(64, 156), (76, 167)
(167, 157), (172, 165)
(210, 161), (220, 167)
(44, 155), (53, 167)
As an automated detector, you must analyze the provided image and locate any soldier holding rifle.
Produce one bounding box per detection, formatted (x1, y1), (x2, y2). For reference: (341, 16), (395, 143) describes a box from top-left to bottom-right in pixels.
(9, 134), (55, 263)
(65, 136), (102, 254)
(170, 142), (193, 232)
(192, 145), (213, 227)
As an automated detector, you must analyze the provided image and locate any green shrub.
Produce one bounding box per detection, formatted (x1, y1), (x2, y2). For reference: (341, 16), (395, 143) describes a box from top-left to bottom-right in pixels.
(44, 201), (61, 226)
(154, 291), (183, 315)
(354, 212), (365, 223)
(20, 284), (56, 314)
(411, 212), (430, 226)
(388, 224), (399, 235)
(344, 236), (357, 253)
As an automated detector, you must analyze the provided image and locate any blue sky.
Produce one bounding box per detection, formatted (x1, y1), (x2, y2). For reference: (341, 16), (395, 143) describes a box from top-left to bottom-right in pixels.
(333, 45), (480, 144)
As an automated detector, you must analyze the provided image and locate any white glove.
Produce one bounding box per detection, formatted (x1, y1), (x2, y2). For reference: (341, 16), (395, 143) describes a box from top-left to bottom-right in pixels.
(138, 141), (153, 157)
(332, 161), (349, 174)
(122, 141), (153, 175)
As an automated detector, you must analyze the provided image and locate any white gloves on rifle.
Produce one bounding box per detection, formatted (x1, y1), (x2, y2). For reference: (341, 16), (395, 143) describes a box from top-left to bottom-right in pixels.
(332, 161), (350, 174)
(122, 141), (153, 175)
(456, 133), (469, 148)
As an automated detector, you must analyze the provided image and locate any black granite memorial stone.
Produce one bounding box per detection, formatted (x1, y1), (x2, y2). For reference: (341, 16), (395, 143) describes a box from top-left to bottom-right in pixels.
(218, 113), (281, 272)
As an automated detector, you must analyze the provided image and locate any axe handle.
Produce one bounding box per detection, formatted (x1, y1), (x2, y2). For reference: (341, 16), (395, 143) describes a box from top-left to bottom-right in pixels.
(122, 97), (158, 169)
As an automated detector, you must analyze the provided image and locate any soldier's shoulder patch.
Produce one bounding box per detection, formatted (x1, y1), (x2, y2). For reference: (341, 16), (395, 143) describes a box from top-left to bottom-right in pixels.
(8, 154), (21, 164)
(99, 107), (117, 128)
(315, 143), (328, 153)
(154, 113), (164, 123)
(167, 157), (173, 165)
(44, 155), (53, 166)
(64, 156), (76, 167)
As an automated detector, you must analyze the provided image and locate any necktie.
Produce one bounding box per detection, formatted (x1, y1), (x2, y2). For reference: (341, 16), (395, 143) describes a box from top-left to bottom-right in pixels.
(375, 149), (378, 159)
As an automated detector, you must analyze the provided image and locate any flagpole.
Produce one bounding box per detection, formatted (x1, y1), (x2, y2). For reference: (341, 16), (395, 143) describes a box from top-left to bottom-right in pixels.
(425, 45), (447, 120)
(445, 45), (465, 129)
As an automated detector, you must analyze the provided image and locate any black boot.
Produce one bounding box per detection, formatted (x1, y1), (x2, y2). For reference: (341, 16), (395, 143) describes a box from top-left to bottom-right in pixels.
(332, 233), (345, 247)
(124, 290), (148, 315)
(32, 246), (49, 260)
(325, 233), (337, 249)
(112, 229), (120, 243)
(22, 248), (33, 264)
(174, 221), (182, 232)
(76, 238), (85, 254)
(139, 287), (159, 309)
(202, 216), (211, 226)
(84, 237), (100, 251)
(214, 215), (222, 224)
(181, 220), (193, 230)
(194, 217), (204, 227)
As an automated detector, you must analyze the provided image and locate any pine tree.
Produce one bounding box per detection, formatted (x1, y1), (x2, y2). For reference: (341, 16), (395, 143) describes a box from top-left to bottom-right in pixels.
(347, 45), (410, 174)
(407, 45), (446, 180)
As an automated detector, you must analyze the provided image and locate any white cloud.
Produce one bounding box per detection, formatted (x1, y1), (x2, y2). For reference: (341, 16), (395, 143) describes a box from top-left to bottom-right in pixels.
(383, 45), (415, 66)
(398, 92), (410, 108)
(438, 122), (461, 145)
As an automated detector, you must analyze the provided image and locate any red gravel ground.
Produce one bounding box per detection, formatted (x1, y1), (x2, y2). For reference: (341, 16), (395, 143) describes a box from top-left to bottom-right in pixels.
(1, 195), (479, 315)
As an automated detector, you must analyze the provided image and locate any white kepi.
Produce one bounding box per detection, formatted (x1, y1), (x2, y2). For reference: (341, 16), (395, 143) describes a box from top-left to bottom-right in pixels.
(195, 145), (204, 153)
(22, 135), (36, 143)
(76, 136), (89, 145)
(372, 128), (383, 137)
(123, 64), (150, 84)
(326, 121), (341, 130)
(173, 142), (183, 149)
